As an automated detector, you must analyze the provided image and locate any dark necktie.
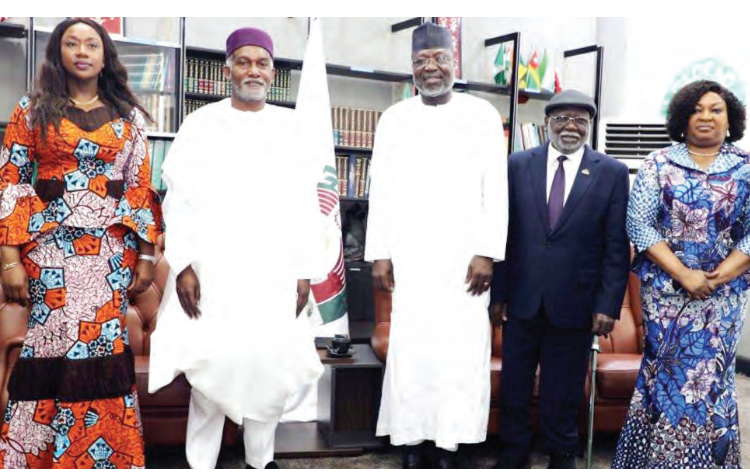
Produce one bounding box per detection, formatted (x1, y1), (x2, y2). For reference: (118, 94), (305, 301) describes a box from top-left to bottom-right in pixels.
(548, 155), (567, 229)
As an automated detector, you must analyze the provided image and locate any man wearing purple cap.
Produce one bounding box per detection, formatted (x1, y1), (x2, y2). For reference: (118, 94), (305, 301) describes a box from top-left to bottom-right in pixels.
(149, 27), (326, 469)
(365, 22), (508, 468)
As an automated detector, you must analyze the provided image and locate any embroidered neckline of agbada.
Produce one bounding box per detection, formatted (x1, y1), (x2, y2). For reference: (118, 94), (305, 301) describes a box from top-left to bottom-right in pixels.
(665, 142), (748, 175)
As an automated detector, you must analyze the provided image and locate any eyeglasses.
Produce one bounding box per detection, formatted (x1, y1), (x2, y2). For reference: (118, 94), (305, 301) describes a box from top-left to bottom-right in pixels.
(551, 116), (590, 127)
(412, 55), (453, 68)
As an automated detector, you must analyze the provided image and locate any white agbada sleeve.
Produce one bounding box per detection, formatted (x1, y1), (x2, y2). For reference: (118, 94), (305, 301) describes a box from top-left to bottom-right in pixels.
(160, 115), (199, 274)
(473, 105), (509, 261)
(148, 114), (203, 394)
(364, 109), (395, 262)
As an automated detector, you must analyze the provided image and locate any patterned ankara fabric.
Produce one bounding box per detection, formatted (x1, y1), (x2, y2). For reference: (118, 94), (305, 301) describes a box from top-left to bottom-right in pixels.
(0, 97), (163, 469)
(614, 143), (750, 468)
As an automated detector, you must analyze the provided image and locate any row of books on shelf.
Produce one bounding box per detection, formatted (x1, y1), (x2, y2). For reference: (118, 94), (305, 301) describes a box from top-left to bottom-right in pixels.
(502, 121), (550, 153)
(185, 57), (229, 96)
(332, 107), (383, 150)
(514, 122), (550, 151)
(336, 154), (371, 199)
(138, 93), (175, 133)
(122, 52), (173, 93)
(184, 98), (212, 116)
(185, 56), (292, 102)
(148, 138), (173, 191)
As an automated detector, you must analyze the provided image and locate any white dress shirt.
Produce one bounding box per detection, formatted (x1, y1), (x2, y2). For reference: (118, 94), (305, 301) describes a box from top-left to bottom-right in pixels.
(546, 143), (585, 206)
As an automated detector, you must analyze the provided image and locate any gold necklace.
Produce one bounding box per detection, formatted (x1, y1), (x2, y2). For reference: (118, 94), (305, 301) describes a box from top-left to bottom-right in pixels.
(687, 147), (720, 157)
(69, 94), (99, 106)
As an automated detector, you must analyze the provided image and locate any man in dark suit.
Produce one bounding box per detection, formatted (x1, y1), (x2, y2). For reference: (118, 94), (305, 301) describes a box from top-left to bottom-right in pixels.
(490, 90), (630, 469)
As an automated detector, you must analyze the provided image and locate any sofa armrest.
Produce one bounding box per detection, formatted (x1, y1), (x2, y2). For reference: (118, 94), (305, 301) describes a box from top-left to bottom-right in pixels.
(594, 353), (643, 400)
(371, 322), (390, 362)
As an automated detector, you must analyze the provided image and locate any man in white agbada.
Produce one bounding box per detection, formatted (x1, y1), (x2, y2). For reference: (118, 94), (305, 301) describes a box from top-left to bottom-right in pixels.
(148, 27), (325, 469)
(365, 22), (509, 469)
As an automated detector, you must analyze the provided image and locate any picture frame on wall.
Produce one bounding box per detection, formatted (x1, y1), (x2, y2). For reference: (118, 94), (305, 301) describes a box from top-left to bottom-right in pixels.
(78, 17), (125, 38)
(435, 17), (462, 80)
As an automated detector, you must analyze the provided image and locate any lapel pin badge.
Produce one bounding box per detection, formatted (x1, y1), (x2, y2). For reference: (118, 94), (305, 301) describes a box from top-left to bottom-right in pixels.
(581, 169), (590, 175)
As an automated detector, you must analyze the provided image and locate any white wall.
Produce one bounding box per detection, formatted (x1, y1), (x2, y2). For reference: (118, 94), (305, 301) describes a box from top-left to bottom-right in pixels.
(598, 17), (750, 126)
(186, 17), (308, 59)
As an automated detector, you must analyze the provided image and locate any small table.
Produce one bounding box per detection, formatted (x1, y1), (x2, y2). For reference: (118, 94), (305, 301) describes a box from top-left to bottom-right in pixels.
(317, 344), (385, 450)
(274, 344), (385, 457)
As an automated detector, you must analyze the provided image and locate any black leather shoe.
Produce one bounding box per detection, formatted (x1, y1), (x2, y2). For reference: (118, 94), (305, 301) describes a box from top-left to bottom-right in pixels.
(492, 453), (531, 469)
(245, 461), (280, 469)
(403, 444), (425, 469)
(434, 449), (456, 469)
(547, 454), (577, 469)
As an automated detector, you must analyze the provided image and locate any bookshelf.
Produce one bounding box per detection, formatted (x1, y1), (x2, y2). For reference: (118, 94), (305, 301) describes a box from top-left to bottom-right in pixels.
(480, 31), (604, 154)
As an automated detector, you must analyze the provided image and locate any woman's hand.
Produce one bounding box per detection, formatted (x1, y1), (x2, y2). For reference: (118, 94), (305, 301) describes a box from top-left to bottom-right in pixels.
(1, 264), (30, 307)
(127, 259), (155, 296)
(677, 268), (712, 299)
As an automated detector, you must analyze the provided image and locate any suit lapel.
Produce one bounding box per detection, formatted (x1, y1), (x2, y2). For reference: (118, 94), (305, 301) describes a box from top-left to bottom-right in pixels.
(526, 144), (550, 234)
(550, 146), (600, 236)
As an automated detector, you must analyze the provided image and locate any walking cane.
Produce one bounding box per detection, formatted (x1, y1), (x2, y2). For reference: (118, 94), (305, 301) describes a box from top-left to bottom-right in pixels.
(586, 335), (601, 469)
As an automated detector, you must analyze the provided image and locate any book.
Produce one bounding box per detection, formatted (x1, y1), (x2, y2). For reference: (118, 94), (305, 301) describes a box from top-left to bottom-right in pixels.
(357, 156), (369, 198)
(336, 154), (348, 196)
(353, 157), (364, 198)
(347, 154), (358, 197)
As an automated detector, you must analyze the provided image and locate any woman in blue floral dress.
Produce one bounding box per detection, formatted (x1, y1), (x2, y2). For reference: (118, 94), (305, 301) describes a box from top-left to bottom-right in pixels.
(613, 80), (750, 468)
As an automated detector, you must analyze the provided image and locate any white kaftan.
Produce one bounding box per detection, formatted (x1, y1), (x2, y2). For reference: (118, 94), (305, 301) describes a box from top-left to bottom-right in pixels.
(149, 99), (325, 425)
(365, 93), (508, 448)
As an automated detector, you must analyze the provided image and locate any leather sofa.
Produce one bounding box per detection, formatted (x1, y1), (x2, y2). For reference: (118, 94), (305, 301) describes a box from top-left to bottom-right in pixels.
(0, 237), (237, 446)
(371, 270), (645, 435)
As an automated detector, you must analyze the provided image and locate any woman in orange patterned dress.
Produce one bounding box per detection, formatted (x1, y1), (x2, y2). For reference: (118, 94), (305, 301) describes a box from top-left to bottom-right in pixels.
(0, 18), (163, 469)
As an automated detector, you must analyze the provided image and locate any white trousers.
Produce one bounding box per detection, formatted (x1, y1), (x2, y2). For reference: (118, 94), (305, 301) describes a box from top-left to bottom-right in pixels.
(186, 389), (279, 469)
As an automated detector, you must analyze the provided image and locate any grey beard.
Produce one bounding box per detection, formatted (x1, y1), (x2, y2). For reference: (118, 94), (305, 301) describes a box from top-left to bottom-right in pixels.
(414, 76), (454, 98)
(235, 84), (268, 102)
(553, 141), (584, 155)
(417, 83), (453, 98)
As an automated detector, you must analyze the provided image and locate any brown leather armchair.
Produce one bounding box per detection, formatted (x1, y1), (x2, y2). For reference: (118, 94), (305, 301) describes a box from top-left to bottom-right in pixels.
(371, 271), (645, 435)
(0, 236), (238, 446)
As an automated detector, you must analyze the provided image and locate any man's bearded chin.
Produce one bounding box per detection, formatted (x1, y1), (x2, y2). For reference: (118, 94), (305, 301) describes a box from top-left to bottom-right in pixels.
(416, 80), (453, 97)
(237, 81), (268, 102)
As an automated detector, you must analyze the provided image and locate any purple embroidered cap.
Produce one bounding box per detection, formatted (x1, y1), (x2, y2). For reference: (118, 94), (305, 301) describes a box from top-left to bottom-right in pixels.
(226, 27), (274, 59)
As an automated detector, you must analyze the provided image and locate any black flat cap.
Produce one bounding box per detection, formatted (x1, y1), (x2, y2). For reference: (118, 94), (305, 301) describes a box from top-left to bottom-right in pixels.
(544, 89), (597, 118)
